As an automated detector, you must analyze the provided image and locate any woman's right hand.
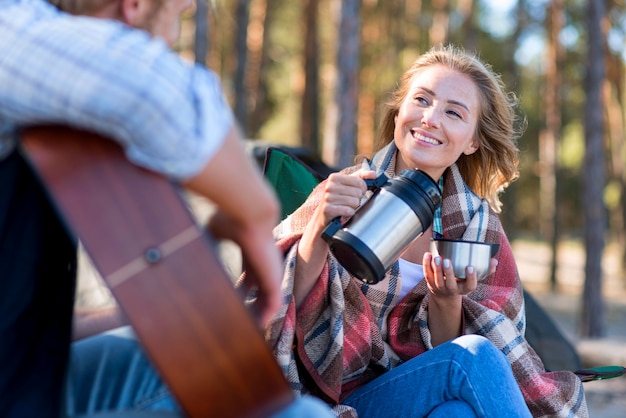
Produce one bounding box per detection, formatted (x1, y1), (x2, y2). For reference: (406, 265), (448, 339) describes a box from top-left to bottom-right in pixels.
(311, 168), (377, 233)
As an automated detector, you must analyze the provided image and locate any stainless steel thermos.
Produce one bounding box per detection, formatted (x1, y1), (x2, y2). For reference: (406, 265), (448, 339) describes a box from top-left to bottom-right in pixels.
(321, 169), (442, 284)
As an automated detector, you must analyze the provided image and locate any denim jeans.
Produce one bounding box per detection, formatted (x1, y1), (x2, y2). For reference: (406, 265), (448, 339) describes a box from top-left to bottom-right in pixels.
(342, 334), (532, 417)
(65, 326), (334, 418)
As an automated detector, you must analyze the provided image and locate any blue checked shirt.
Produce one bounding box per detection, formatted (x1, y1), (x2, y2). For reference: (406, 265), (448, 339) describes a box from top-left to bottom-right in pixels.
(0, 0), (234, 180)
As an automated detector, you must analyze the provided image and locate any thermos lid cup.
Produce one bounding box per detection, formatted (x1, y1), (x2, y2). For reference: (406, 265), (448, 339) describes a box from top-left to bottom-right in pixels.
(431, 238), (500, 280)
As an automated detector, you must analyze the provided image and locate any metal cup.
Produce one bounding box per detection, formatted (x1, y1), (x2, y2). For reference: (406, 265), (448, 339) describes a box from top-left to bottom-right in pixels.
(431, 238), (499, 280)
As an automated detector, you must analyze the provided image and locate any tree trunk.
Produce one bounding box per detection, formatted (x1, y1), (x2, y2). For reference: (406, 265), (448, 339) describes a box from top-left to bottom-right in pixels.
(332, 0), (360, 168)
(604, 45), (626, 285)
(248, 0), (276, 138)
(194, 0), (209, 66)
(429, 0), (449, 45)
(456, 0), (476, 50)
(581, 0), (607, 338)
(300, 0), (320, 153)
(500, 0), (528, 239)
(541, 0), (565, 292)
(233, 0), (251, 133)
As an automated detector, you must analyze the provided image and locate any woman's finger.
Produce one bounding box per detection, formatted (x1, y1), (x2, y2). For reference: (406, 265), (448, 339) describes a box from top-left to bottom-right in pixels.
(458, 266), (478, 294)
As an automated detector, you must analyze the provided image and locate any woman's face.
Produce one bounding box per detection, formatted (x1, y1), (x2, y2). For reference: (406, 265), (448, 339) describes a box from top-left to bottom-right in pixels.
(393, 64), (480, 180)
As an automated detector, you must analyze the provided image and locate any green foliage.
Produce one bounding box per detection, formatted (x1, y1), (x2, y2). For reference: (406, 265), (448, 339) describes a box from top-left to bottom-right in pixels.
(560, 122), (584, 170)
(605, 180), (622, 211)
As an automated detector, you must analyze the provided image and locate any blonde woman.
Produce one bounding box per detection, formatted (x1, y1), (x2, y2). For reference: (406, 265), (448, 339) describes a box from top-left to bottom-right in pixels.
(247, 45), (587, 417)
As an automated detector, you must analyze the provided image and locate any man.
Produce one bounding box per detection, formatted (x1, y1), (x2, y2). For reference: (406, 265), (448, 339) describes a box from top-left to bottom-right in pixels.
(0, 0), (333, 416)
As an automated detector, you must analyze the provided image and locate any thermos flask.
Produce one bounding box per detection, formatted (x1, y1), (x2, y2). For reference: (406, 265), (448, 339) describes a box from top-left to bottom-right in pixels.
(321, 169), (442, 284)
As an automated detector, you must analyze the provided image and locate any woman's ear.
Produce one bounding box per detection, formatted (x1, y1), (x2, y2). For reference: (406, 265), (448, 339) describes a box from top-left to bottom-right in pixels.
(463, 138), (479, 156)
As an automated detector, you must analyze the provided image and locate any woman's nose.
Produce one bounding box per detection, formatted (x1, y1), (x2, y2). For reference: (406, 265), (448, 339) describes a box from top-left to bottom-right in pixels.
(421, 107), (440, 128)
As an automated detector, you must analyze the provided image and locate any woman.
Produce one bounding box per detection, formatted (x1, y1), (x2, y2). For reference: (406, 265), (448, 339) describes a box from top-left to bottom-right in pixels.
(243, 45), (587, 417)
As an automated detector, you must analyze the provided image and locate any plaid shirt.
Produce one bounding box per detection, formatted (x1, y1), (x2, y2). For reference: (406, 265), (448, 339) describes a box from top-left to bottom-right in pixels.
(0, 0), (233, 179)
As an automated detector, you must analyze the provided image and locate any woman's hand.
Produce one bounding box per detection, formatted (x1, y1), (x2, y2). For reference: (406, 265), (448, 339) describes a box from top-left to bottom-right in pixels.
(312, 168), (377, 232)
(423, 252), (478, 299)
(423, 253), (498, 297)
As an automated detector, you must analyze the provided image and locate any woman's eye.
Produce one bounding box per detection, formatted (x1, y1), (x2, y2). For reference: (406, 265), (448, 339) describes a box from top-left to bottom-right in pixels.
(415, 96), (429, 105)
(447, 109), (462, 119)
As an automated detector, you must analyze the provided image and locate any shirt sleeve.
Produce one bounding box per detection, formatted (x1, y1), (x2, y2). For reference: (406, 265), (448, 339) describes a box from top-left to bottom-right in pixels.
(0, 0), (234, 180)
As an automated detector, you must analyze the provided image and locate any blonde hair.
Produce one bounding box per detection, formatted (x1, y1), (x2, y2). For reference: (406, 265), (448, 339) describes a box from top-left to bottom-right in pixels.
(375, 44), (523, 213)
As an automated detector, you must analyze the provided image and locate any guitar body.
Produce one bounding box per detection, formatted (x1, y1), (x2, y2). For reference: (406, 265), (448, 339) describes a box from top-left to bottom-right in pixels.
(20, 126), (293, 418)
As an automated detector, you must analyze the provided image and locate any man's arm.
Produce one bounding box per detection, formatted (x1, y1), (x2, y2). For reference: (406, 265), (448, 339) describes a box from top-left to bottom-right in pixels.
(72, 126), (283, 337)
(70, 125), (283, 336)
(184, 125), (283, 326)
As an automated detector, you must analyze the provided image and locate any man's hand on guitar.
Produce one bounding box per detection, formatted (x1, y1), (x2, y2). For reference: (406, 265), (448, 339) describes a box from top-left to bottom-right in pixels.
(208, 210), (283, 328)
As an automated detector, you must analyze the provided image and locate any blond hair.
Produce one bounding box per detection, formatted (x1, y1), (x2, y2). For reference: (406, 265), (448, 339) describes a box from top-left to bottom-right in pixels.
(375, 44), (523, 212)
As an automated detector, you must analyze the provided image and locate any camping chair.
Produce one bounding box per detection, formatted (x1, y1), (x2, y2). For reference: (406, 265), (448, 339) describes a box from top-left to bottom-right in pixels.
(262, 146), (326, 221)
(261, 144), (626, 384)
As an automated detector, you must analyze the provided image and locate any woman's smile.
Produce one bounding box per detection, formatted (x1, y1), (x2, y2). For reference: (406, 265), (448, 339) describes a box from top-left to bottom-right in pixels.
(411, 129), (442, 146)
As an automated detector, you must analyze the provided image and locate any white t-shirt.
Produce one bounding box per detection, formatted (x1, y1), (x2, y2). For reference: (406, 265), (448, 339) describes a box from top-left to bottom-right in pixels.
(397, 258), (425, 299)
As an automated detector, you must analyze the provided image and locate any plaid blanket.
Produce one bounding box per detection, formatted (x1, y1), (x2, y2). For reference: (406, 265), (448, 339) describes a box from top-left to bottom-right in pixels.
(255, 144), (588, 417)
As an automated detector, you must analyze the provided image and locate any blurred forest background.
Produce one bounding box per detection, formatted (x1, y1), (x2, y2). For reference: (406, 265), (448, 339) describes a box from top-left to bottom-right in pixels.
(173, 0), (625, 338)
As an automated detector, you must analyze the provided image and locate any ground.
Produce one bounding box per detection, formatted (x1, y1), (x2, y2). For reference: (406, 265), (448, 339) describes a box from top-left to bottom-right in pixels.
(512, 239), (626, 417)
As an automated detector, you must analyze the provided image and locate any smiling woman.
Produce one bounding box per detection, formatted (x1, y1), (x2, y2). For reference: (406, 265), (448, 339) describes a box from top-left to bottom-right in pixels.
(238, 44), (589, 418)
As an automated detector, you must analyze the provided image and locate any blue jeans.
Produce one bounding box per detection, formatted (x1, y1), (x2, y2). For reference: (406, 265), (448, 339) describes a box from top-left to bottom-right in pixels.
(343, 334), (532, 417)
(65, 326), (334, 418)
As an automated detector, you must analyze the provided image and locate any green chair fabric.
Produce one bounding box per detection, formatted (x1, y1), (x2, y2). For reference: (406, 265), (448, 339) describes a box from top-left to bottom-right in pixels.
(263, 147), (325, 221)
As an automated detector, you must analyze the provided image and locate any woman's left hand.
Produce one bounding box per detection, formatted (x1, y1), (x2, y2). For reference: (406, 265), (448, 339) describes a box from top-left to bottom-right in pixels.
(423, 253), (498, 299)
(422, 252), (478, 299)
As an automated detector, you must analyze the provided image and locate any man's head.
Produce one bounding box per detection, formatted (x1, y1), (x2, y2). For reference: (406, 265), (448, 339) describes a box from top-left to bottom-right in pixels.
(50, 0), (193, 46)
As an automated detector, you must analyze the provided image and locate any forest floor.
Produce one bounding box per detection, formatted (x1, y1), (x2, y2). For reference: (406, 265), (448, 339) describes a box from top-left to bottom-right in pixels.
(512, 239), (626, 417)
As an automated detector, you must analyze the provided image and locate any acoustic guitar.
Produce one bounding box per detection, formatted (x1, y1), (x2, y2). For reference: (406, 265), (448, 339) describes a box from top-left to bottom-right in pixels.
(20, 126), (294, 418)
